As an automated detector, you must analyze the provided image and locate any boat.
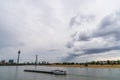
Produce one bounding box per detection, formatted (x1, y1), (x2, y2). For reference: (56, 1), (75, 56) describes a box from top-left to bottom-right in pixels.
(51, 69), (67, 75)
(24, 69), (67, 75)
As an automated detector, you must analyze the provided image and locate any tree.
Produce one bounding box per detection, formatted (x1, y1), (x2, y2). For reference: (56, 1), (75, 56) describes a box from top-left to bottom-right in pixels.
(107, 60), (111, 64)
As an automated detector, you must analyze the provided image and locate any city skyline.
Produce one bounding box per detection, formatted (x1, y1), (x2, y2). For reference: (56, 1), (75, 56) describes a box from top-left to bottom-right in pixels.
(0, 0), (120, 63)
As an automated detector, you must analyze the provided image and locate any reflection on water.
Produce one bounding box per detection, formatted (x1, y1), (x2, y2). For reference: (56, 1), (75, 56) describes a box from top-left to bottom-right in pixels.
(0, 66), (120, 80)
(14, 66), (18, 80)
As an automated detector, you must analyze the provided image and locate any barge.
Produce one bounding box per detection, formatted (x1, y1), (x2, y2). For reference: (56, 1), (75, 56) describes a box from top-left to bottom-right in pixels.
(24, 69), (67, 75)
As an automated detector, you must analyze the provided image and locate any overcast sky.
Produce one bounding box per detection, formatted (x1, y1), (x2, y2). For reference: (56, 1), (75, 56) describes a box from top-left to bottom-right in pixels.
(0, 0), (120, 63)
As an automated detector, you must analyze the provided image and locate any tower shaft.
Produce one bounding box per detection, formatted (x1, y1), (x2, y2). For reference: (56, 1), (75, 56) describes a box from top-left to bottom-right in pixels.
(17, 50), (21, 64)
(35, 55), (38, 65)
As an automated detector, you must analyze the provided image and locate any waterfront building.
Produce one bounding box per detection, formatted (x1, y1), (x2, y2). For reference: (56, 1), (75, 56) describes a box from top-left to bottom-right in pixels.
(9, 60), (14, 64)
(1, 60), (5, 64)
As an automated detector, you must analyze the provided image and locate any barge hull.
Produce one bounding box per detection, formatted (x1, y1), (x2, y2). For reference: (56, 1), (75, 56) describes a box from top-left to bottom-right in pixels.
(24, 70), (53, 74)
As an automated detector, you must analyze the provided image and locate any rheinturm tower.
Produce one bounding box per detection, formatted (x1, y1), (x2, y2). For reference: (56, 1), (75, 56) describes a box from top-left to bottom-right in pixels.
(17, 50), (21, 64)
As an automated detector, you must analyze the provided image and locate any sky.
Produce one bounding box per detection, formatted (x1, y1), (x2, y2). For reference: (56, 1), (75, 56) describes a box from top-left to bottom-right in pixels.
(0, 0), (120, 63)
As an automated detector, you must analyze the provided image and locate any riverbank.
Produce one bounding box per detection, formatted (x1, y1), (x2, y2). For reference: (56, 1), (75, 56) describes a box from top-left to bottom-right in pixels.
(43, 64), (120, 68)
(1, 64), (120, 68)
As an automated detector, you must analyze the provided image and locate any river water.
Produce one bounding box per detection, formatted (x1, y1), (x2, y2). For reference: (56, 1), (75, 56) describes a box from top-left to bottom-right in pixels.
(0, 66), (120, 80)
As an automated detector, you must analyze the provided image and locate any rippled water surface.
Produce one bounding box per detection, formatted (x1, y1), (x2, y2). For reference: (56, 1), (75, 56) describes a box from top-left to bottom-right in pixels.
(0, 66), (120, 80)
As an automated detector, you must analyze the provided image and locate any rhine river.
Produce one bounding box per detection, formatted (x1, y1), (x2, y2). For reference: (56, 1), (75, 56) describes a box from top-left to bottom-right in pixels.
(0, 66), (120, 80)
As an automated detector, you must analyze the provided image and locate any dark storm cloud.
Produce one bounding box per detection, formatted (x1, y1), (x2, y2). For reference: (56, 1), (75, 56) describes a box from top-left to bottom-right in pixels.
(77, 11), (120, 41)
(76, 46), (120, 54)
(78, 32), (90, 41)
(63, 46), (120, 61)
(64, 11), (120, 61)
(92, 12), (120, 41)
(69, 15), (95, 27)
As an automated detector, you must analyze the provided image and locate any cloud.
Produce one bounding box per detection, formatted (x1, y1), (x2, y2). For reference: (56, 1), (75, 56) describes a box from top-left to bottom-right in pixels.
(62, 53), (84, 61)
(48, 49), (60, 52)
(66, 41), (74, 48)
(69, 14), (95, 28)
(0, 23), (24, 49)
(1, 0), (120, 62)
(0, 0), (69, 62)
(78, 32), (90, 41)
(77, 11), (120, 42)
(63, 46), (120, 61)
(64, 10), (120, 61)
(93, 12), (120, 41)
(77, 46), (120, 54)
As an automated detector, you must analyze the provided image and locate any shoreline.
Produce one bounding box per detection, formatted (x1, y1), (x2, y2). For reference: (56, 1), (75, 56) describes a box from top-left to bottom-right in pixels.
(1, 64), (120, 68)
(43, 64), (120, 68)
